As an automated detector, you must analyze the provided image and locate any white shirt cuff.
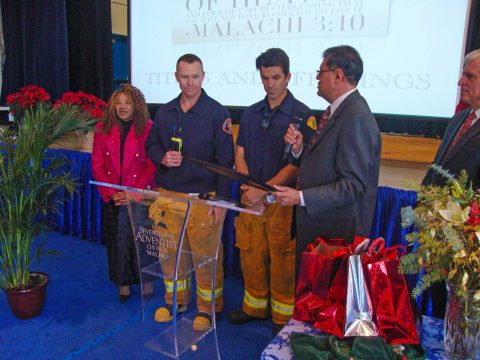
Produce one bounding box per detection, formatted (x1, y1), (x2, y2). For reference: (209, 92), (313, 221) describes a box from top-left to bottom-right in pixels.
(299, 191), (305, 207)
(292, 146), (303, 159)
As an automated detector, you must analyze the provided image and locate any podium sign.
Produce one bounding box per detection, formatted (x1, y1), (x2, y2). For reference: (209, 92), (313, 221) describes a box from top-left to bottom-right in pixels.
(90, 181), (262, 358)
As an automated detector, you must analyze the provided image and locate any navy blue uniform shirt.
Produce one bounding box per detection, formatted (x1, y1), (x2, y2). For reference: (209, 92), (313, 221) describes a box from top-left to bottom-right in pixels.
(236, 90), (313, 183)
(145, 89), (234, 197)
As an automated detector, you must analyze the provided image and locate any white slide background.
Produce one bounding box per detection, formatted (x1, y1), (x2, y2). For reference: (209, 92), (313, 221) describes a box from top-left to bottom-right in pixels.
(131, 0), (470, 117)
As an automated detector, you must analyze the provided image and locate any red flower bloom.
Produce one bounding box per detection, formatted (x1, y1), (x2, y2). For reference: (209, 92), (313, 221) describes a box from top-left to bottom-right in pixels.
(466, 216), (480, 226)
(466, 200), (480, 226)
(6, 85), (51, 116)
(54, 91), (106, 119)
(469, 201), (480, 217)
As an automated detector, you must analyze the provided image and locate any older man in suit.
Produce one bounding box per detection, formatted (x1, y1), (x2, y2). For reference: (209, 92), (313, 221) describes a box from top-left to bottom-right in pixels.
(423, 49), (480, 189)
(421, 49), (480, 318)
(273, 45), (381, 279)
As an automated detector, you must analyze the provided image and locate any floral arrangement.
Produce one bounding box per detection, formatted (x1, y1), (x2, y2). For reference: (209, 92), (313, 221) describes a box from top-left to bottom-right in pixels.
(6, 85), (51, 119)
(55, 91), (106, 119)
(6, 86), (107, 121)
(5, 85), (105, 150)
(400, 165), (480, 303)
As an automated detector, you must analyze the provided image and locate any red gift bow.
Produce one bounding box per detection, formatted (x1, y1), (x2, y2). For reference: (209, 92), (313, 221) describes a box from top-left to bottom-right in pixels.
(307, 236), (372, 258)
(364, 238), (407, 263)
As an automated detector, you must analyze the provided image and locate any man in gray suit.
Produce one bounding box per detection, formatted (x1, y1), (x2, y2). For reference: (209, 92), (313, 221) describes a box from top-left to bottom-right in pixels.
(421, 49), (480, 318)
(273, 45), (381, 279)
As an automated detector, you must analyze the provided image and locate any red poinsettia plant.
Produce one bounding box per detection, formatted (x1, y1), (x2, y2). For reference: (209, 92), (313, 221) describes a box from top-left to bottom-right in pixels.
(6, 85), (51, 119)
(55, 91), (106, 119)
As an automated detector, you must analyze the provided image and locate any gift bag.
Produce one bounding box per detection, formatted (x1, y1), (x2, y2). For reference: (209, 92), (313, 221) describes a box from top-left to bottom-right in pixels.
(293, 238), (350, 324)
(313, 238), (375, 338)
(343, 253), (378, 337)
(362, 240), (420, 344)
(293, 236), (371, 337)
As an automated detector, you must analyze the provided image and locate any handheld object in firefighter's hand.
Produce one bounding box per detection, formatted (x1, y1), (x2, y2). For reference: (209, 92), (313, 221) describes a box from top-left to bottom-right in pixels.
(170, 137), (182, 153)
(186, 157), (276, 192)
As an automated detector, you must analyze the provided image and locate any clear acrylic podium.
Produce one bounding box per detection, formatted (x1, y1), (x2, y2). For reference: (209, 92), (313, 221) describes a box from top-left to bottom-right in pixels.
(91, 181), (263, 358)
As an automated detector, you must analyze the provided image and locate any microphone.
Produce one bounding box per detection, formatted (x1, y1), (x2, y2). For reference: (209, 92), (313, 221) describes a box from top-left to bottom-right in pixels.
(283, 110), (307, 160)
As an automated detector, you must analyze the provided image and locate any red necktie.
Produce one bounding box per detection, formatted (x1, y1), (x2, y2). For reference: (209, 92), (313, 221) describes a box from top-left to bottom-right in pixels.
(307, 106), (331, 151)
(317, 106), (331, 132)
(446, 111), (477, 154)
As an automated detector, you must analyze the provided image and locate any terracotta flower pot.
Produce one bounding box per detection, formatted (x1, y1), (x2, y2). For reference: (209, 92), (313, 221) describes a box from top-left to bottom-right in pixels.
(5, 272), (49, 319)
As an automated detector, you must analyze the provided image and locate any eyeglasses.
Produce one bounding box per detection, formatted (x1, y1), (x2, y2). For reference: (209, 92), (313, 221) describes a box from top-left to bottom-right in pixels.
(316, 69), (336, 76)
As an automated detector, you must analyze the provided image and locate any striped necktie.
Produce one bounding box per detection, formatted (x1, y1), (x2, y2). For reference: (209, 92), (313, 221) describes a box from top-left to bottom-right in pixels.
(445, 110), (477, 155)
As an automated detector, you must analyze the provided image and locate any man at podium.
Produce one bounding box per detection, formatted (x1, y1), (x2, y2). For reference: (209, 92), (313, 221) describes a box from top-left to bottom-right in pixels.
(145, 54), (234, 331)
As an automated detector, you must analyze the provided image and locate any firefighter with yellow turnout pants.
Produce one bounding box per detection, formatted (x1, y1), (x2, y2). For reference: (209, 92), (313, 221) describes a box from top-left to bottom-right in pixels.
(229, 48), (313, 333)
(145, 53), (234, 331)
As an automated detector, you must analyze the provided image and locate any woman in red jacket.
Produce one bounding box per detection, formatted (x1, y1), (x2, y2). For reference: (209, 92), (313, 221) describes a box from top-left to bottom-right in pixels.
(92, 84), (156, 302)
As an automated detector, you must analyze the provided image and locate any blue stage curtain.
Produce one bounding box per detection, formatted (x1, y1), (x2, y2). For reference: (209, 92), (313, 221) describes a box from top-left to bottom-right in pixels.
(0, 0), (69, 102)
(370, 186), (417, 247)
(66, 0), (113, 100)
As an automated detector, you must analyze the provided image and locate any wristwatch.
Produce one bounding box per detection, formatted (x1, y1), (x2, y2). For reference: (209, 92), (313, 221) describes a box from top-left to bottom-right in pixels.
(264, 194), (276, 204)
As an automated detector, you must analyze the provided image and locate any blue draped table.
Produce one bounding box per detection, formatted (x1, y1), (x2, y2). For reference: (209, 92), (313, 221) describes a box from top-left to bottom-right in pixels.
(47, 148), (103, 244)
(48, 149), (418, 269)
(261, 317), (444, 359)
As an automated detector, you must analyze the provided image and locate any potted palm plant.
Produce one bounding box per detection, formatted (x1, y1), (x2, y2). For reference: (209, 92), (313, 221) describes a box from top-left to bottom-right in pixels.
(0, 103), (98, 319)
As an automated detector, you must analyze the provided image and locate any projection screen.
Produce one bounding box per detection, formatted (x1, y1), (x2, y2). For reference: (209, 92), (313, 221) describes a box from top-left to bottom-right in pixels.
(130, 0), (471, 118)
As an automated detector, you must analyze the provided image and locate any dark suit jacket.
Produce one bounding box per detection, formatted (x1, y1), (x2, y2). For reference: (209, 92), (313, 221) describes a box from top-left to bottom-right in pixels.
(294, 90), (381, 276)
(422, 109), (480, 188)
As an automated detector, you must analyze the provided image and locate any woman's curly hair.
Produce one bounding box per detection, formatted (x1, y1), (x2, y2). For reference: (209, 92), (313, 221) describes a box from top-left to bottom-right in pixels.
(102, 84), (150, 137)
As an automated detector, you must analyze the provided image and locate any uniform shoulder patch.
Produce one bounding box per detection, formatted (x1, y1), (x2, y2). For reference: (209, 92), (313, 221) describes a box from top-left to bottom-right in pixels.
(307, 115), (317, 131)
(222, 118), (233, 134)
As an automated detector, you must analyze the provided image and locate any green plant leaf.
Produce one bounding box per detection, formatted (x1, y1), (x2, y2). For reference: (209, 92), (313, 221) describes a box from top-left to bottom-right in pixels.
(0, 104), (98, 290)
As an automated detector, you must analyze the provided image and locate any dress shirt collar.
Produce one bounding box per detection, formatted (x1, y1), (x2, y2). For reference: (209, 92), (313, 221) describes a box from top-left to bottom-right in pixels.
(329, 88), (357, 118)
(165, 89), (207, 115)
(471, 108), (480, 127)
